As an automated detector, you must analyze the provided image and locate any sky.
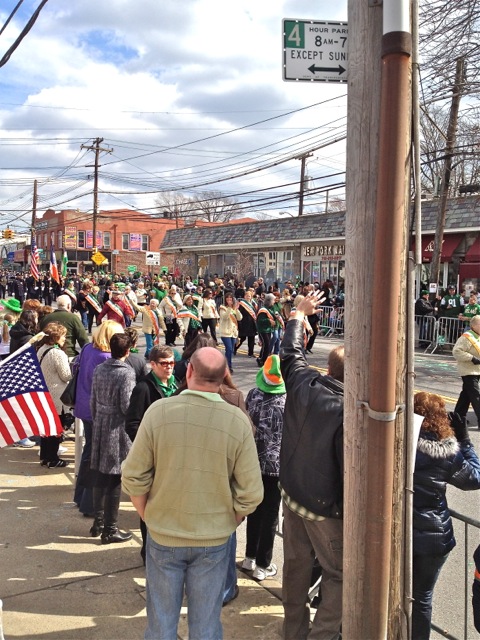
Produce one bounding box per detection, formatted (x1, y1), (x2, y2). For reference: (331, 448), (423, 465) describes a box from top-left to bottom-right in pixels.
(0, 0), (349, 232)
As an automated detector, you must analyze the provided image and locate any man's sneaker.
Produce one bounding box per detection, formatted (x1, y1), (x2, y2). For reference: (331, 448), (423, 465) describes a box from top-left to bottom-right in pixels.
(14, 438), (35, 448)
(241, 557), (256, 571)
(253, 563), (277, 581)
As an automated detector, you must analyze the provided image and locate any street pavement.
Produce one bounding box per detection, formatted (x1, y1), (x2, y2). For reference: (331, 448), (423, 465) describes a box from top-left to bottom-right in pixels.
(0, 324), (479, 639)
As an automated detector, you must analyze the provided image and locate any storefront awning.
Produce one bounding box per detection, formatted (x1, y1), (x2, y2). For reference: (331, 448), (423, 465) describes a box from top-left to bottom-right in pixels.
(464, 235), (480, 263)
(416, 233), (463, 263)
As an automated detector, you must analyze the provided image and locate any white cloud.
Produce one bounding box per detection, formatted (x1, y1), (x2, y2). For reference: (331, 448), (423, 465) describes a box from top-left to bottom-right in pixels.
(0, 0), (348, 226)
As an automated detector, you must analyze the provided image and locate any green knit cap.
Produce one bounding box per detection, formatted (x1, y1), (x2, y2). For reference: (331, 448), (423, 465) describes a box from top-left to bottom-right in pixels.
(256, 354), (286, 394)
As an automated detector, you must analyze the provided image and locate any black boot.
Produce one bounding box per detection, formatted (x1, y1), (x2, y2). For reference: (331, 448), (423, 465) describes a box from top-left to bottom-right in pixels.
(101, 526), (133, 544)
(90, 512), (104, 537)
(100, 481), (132, 544)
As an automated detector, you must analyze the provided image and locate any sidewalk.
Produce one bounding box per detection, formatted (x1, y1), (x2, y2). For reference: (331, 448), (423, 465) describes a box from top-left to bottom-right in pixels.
(0, 438), (283, 640)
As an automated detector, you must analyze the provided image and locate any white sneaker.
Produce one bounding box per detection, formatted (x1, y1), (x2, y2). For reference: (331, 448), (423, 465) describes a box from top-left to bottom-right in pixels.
(241, 557), (256, 571)
(253, 563), (277, 581)
(58, 445), (68, 454)
(14, 438), (35, 448)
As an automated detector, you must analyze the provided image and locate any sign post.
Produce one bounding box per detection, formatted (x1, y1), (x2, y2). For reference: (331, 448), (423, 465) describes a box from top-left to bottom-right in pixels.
(283, 19), (348, 83)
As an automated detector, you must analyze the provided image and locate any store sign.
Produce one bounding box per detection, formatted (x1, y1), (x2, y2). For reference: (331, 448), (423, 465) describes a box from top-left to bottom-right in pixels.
(64, 226), (77, 249)
(303, 243), (345, 258)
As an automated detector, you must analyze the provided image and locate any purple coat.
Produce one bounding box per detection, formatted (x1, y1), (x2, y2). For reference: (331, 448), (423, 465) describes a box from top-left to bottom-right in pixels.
(74, 343), (111, 421)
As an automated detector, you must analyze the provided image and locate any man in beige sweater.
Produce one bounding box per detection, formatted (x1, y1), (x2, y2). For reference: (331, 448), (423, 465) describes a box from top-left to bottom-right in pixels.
(122, 347), (263, 640)
(452, 315), (480, 427)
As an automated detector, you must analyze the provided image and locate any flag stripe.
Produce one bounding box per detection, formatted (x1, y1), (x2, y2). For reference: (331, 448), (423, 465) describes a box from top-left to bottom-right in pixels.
(0, 402), (24, 446)
(1, 396), (29, 442)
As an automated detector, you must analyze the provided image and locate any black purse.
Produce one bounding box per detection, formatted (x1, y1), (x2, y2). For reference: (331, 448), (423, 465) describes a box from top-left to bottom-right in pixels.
(60, 370), (78, 407)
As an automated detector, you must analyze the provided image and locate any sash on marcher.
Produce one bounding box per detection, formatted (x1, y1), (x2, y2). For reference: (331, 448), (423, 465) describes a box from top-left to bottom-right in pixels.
(145, 308), (162, 344)
(257, 307), (276, 324)
(163, 297), (178, 318)
(463, 329), (480, 356)
(64, 288), (77, 304)
(106, 299), (125, 320)
(238, 299), (256, 321)
(85, 293), (102, 314)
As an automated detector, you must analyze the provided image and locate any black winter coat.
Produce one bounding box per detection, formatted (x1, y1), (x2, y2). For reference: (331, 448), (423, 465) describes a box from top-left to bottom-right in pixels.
(125, 371), (167, 441)
(413, 431), (480, 557)
(9, 322), (34, 354)
(279, 318), (344, 518)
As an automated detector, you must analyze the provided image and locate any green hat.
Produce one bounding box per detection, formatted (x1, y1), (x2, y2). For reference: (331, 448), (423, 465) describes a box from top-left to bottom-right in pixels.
(256, 355), (286, 394)
(3, 298), (22, 313)
(421, 290), (429, 295)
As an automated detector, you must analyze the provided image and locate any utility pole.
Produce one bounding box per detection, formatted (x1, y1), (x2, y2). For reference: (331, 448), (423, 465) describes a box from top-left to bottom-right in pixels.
(81, 137), (113, 252)
(31, 179), (38, 278)
(429, 57), (465, 289)
(344, 0), (411, 638)
(296, 152), (312, 216)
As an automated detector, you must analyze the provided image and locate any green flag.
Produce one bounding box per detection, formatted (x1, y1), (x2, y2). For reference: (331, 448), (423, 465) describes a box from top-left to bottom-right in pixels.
(61, 250), (68, 277)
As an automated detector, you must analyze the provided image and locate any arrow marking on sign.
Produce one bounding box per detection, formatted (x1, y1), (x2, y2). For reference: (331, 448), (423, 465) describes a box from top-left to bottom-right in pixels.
(308, 64), (346, 75)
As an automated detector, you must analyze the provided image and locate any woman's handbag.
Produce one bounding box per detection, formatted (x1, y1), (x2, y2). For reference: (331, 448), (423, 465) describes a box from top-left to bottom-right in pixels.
(59, 346), (84, 407)
(60, 370), (78, 407)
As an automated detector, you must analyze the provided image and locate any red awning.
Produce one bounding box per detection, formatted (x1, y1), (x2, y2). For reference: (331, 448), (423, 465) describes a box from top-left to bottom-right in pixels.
(464, 235), (480, 263)
(418, 233), (463, 263)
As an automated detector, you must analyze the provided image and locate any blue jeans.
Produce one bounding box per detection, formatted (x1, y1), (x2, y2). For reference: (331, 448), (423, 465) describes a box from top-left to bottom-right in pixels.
(221, 337), (235, 371)
(145, 534), (229, 640)
(144, 333), (154, 358)
(270, 329), (281, 355)
(223, 532), (237, 604)
(412, 553), (449, 639)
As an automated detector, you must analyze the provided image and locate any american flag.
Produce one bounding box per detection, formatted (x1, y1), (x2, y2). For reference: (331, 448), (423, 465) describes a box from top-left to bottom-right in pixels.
(0, 345), (63, 448)
(30, 235), (40, 280)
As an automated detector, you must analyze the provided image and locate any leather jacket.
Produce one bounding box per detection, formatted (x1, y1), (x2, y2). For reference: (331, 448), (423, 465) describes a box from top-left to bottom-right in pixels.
(279, 318), (344, 518)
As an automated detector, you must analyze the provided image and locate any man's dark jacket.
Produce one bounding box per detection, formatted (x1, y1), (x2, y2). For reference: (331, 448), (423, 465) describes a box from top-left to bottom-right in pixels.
(279, 318), (344, 519)
(125, 371), (166, 441)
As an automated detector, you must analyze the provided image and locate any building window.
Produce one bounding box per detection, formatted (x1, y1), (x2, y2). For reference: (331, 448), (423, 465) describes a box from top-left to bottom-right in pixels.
(122, 234), (129, 250)
(277, 250), (295, 284)
(43, 233), (47, 248)
(103, 231), (111, 249)
(78, 231), (86, 248)
(141, 234), (149, 251)
(57, 231), (62, 249)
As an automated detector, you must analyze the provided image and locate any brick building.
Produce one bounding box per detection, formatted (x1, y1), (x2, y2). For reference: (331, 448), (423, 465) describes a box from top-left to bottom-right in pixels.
(33, 208), (182, 276)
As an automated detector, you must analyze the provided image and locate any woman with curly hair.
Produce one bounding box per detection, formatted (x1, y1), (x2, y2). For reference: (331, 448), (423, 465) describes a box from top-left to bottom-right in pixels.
(37, 322), (72, 467)
(412, 391), (480, 639)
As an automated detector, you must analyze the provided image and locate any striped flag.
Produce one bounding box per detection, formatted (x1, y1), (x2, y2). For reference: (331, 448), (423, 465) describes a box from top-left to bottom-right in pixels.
(30, 235), (40, 280)
(0, 344), (63, 448)
(50, 243), (60, 284)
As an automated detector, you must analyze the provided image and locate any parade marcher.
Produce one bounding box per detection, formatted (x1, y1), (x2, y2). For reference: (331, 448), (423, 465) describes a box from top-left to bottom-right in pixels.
(134, 281), (149, 306)
(36, 322), (72, 468)
(177, 294), (203, 349)
(218, 292), (242, 373)
(270, 291), (285, 355)
(125, 346), (177, 563)
(97, 289), (134, 329)
(256, 293), (276, 368)
(134, 298), (166, 359)
(159, 287), (182, 347)
(76, 282), (92, 330)
(200, 288), (219, 343)
(242, 355), (286, 581)
(85, 285), (102, 332)
(235, 290), (258, 357)
(13, 274), (25, 304)
(122, 347), (263, 640)
(412, 392), (480, 639)
(62, 280), (78, 308)
(90, 333), (136, 544)
(452, 315), (480, 428)
(39, 294), (88, 359)
(279, 291), (344, 640)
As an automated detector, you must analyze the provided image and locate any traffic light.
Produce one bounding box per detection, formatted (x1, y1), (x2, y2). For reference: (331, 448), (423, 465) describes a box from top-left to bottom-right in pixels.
(3, 229), (14, 240)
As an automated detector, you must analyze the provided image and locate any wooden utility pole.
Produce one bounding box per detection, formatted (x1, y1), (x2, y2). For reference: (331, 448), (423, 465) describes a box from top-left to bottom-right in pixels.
(429, 57), (465, 288)
(81, 137), (113, 252)
(296, 152), (313, 216)
(344, 0), (411, 638)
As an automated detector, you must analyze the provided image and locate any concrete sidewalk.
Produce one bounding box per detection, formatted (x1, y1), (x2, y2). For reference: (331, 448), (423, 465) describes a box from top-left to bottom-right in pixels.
(0, 438), (283, 640)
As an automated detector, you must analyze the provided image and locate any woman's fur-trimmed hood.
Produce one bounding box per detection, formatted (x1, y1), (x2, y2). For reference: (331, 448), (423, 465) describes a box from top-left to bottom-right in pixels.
(417, 434), (459, 459)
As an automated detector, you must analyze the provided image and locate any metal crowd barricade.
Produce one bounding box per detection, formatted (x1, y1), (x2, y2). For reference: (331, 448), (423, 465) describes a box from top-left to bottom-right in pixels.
(415, 315), (466, 353)
(432, 509), (480, 640)
(318, 306), (345, 338)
